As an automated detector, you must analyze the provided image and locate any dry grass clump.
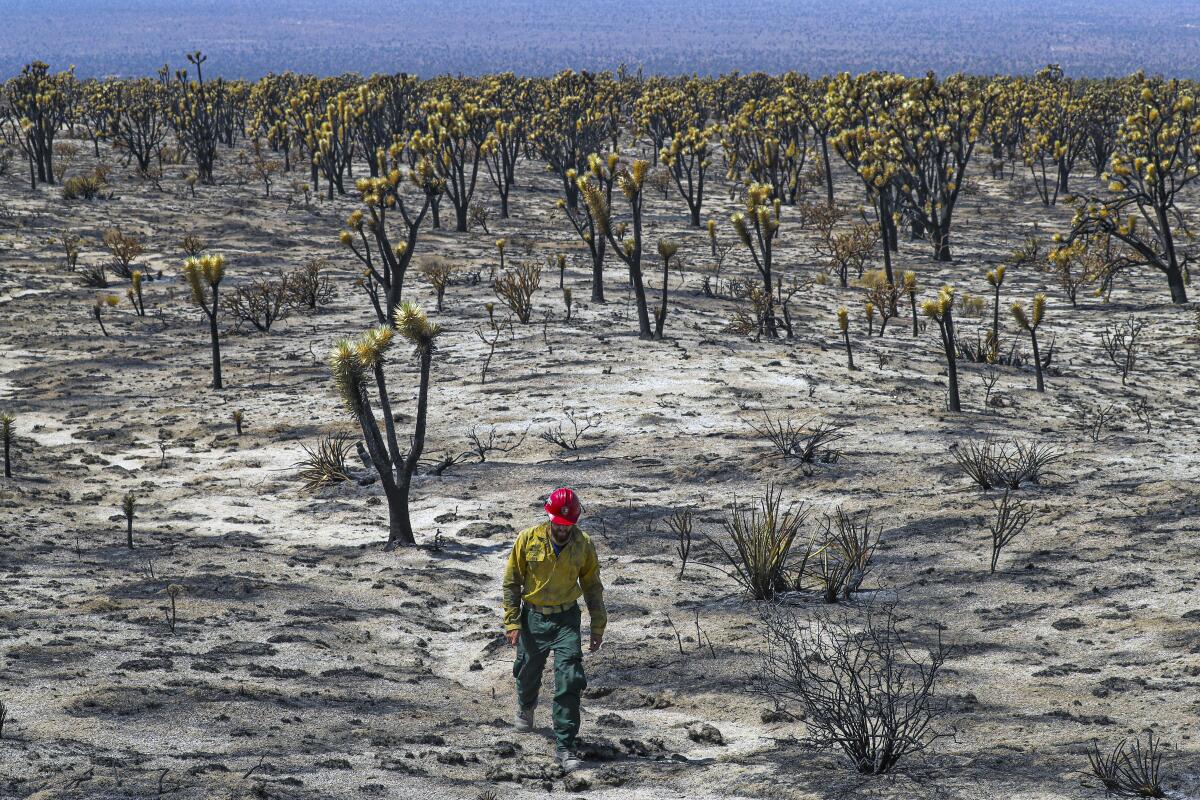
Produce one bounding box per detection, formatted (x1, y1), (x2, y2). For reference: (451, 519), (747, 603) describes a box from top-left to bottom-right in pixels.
(1087, 733), (1166, 798)
(953, 439), (1062, 490)
(811, 508), (880, 603)
(296, 434), (357, 493)
(62, 167), (110, 200)
(749, 412), (848, 469)
(705, 485), (811, 600)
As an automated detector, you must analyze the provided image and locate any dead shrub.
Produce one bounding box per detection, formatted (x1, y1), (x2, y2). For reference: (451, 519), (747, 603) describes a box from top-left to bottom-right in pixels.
(52, 141), (79, 182)
(180, 234), (206, 258)
(987, 490), (1033, 573)
(228, 275), (291, 333)
(756, 603), (949, 774)
(725, 284), (773, 341)
(804, 202), (877, 288)
(860, 270), (900, 334)
(666, 506), (694, 579)
(103, 229), (144, 279)
(421, 255), (454, 312)
(466, 423), (527, 462)
(1101, 315), (1146, 386)
(538, 407), (600, 451)
(494, 260), (541, 323)
(468, 200), (491, 233)
(59, 229), (81, 272)
(286, 257), (335, 312)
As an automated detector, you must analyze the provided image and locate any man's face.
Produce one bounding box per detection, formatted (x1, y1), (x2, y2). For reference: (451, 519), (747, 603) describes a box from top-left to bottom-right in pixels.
(550, 522), (573, 543)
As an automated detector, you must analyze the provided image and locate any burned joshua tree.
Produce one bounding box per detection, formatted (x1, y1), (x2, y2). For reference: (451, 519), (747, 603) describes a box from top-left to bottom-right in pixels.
(330, 302), (442, 549)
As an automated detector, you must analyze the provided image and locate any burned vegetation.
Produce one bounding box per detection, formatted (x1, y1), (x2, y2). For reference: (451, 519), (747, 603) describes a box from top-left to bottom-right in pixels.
(0, 55), (1196, 800)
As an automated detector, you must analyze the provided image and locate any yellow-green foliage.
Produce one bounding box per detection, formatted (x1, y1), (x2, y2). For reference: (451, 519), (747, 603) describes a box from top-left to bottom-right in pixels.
(923, 285), (955, 319)
(183, 254), (226, 305)
(331, 303), (441, 413)
(1011, 293), (1047, 331)
(957, 291), (987, 318)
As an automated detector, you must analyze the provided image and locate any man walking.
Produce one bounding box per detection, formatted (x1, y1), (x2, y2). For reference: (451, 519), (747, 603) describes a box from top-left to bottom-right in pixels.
(502, 487), (606, 773)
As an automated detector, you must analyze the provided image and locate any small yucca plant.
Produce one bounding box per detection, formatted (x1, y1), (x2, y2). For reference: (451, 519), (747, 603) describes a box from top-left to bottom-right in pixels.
(986, 265), (1006, 360)
(92, 294), (119, 337)
(122, 491), (136, 548)
(838, 307), (854, 370)
(902, 271), (919, 337)
(127, 270), (146, 316)
(494, 238), (506, 278)
(1, 412), (15, 478)
(923, 285), (961, 412)
(655, 239), (679, 338)
(553, 252), (567, 289)
(183, 254), (227, 389)
(1011, 293), (1047, 392)
(164, 583), (183, 634)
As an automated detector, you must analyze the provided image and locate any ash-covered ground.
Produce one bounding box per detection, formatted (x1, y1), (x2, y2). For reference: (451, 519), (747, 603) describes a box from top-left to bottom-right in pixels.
(0, 136), (1198, 799)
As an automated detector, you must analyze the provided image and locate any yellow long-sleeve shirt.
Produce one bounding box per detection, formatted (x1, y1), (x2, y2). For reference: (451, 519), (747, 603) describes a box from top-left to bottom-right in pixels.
(502, 522), (607, 636)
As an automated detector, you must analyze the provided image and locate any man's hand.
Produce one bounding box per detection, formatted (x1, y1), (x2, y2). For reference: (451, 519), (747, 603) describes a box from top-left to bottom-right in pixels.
(506, 629), (519, 647)
(589, 633), (603, 652)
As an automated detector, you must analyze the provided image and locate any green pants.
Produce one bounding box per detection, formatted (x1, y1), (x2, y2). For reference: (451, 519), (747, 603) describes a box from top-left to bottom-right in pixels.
(513, 604), (587, 750)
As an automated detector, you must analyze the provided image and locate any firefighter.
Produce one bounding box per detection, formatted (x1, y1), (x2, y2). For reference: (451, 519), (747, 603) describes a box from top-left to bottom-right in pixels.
(502, 487), (606, 773)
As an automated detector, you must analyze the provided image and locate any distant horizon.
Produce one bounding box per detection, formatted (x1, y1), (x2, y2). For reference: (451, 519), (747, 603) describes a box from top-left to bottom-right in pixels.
(4, 0), (1200, 79)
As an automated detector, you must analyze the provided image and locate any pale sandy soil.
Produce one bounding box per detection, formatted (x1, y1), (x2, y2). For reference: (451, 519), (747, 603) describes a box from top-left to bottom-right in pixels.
(0, 136), (1198, 800)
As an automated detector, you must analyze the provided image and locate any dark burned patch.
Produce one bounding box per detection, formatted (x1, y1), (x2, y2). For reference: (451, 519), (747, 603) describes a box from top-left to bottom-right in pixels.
(975, 601), (1051, 629)
(117, 656), (174, 672)
(1031, 662), (1102, 677)
(107, 573), (273, 603)
(319, 666), (386, 680)
(266, 632), (332, 648)
(203, 640), (277, 658)
(246, 664), (308, 679)
(284, 603), (365, 623)
(4, 639), (95, 667)
(64, 686), (174, 717)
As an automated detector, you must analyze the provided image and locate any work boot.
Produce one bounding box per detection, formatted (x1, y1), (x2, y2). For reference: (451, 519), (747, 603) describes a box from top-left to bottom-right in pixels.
(514, 703), (535, 732)
(555, 748), (583, 773)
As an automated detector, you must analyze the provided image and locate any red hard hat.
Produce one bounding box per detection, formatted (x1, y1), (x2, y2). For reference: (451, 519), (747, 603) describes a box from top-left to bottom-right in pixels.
(545, 487), (582, 526)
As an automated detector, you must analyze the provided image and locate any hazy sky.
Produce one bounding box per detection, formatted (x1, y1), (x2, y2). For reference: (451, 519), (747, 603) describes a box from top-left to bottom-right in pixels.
(6, 0), (1200, 78)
